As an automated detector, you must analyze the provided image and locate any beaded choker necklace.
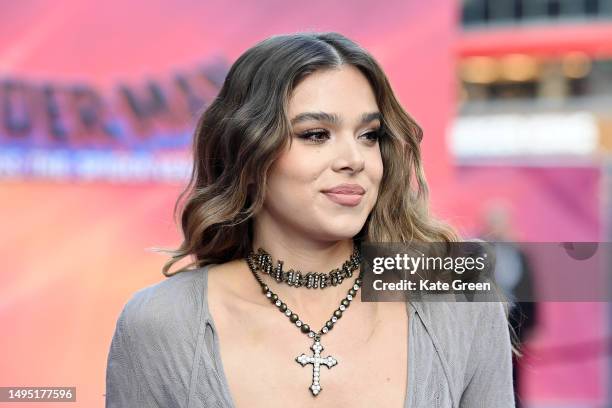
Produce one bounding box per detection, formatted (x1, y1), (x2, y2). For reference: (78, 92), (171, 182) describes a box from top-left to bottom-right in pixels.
(246, 246), (361, 289)
(245, 245), (363, 396)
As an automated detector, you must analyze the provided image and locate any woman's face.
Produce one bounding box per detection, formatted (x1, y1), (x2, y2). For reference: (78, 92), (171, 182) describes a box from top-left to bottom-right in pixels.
(259, 64), (384, 242)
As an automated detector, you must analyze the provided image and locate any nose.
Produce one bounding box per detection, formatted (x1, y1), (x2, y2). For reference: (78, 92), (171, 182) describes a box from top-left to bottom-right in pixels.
(331, 132), (366, 173)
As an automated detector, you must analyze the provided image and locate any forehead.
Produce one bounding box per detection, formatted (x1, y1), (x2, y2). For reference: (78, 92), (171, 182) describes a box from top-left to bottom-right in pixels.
(287, 65), (378, 121)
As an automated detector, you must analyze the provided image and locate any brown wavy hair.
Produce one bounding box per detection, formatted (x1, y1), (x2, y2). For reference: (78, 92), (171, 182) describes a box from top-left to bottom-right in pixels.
(151, 31), (461, 276)
(149, 30), (522, 356)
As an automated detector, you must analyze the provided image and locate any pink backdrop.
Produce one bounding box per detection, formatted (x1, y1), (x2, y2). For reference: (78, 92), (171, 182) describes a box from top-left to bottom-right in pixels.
(0, 1), (607, 406)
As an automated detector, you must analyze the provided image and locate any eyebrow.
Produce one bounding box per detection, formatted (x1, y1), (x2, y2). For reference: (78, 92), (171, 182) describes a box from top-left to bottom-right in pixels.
(290, 111), (382, 126)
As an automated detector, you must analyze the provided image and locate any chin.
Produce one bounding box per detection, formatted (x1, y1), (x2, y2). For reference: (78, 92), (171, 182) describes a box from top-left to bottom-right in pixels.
(315, 221), (366, 240)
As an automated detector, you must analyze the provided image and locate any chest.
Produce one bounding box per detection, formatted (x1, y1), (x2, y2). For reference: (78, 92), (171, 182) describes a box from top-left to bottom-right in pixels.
(210, 300), (409, 408)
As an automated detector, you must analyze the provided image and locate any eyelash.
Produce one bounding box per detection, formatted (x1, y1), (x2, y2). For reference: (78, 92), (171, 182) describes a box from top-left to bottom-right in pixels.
(297, 129), (382, 145)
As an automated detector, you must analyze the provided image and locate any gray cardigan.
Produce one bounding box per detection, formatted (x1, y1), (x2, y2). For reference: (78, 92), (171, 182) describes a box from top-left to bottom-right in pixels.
(105, 264), (515, 407)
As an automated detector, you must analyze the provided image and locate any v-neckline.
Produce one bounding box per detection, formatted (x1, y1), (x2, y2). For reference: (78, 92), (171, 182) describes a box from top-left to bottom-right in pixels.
(202, 263), (416, 408)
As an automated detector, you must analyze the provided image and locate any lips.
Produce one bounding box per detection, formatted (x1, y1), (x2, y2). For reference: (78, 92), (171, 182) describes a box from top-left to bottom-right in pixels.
(321, 184), (365, 207)
(321, 184), (365, 195)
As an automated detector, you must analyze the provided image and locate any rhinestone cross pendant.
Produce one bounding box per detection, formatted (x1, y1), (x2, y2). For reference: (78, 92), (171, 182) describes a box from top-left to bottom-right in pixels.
(295, 338), (338, 396)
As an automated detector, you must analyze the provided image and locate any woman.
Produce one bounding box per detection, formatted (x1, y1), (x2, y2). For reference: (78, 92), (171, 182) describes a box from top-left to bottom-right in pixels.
(105, 32), (515, 407)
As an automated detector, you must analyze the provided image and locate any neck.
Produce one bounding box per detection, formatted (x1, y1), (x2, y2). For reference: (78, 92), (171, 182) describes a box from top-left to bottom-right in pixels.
(245, 237), (362, 324)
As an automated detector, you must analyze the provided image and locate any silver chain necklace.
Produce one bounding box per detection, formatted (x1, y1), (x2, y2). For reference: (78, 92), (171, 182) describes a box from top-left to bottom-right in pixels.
(245, 247), (363, 396)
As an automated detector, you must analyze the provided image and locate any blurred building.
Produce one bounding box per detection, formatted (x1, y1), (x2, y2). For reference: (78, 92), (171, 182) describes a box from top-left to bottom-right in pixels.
(452, 1), (612, 407)
(454, 0), (612, 167)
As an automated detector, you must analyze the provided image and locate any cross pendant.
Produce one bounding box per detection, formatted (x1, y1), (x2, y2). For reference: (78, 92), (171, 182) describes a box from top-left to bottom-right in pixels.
(295, 338), (338, 396)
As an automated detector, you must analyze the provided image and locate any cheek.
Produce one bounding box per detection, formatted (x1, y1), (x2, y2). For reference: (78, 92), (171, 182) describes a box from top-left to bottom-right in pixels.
(364, 151), (384, 208)
(267, 148), (324, 197)
(368, 149), (384, 185)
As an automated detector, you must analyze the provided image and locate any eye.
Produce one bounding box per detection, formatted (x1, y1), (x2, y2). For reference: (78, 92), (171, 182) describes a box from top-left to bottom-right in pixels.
(361, 128), (382, 143)
(296, 129), (330, 144)
(296, 128), (382, 145)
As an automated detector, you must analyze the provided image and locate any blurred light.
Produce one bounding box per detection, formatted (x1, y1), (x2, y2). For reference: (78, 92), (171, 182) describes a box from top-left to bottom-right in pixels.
(459, 56), (499, 84)
(499, 54), (539, 82)
(448, 112), (599, 157)
(562, 52), (592, 79)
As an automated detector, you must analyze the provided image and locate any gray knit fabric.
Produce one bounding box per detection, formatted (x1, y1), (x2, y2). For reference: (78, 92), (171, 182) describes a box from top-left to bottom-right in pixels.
(105, 264), (515, 407)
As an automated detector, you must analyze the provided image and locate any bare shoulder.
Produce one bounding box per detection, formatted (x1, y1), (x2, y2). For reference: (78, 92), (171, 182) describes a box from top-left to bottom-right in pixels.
(207, 260), (245, 298)
(208, 259), (267, 306)
(207, 260), (243, 283)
